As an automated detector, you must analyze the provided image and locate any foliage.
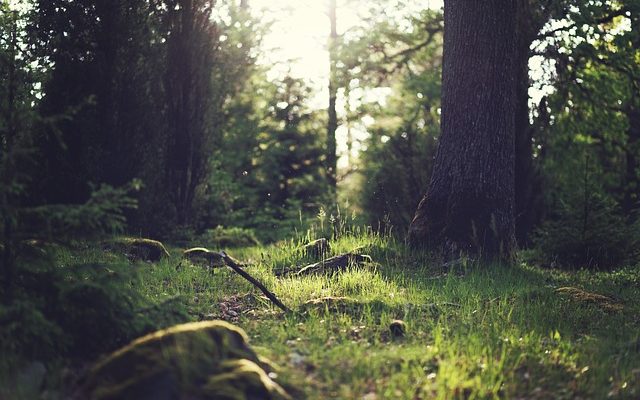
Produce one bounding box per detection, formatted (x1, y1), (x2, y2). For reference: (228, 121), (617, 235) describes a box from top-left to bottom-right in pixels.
(203, 226), (260, 248)
(23, 0), (262, 236)
(526, 0), (640, 264)
(339, 8), (442, 233)
(203, 75), (330, 243)
(533, 191), (639, 269)
(0, 247), (189, 370)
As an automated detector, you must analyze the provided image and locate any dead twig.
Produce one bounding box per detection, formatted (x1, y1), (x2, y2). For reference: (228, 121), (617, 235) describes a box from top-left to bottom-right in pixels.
(220, 252), (292, 314)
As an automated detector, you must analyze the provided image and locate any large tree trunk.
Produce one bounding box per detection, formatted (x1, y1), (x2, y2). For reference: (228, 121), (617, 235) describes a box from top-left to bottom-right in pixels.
(408, 0), (518, 261)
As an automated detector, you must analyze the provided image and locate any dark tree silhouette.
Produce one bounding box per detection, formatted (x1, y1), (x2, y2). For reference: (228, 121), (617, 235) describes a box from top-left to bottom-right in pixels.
(408, 0), (518, 261)
(326, 0), (338, 196)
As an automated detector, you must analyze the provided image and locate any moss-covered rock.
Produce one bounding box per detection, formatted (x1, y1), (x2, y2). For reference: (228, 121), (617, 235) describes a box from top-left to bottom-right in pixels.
(183, 247), (225, 269)
(82, 321), (290, 400)
(555, 286), (623, 312)
(104, 237), (170, 262)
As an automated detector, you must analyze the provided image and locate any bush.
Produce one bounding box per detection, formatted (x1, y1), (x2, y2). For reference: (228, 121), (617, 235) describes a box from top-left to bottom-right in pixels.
(532, 193), (639, 269)
(202, 226), (260, 248)
(58, 283), (137, 359)
(1, 249), (191, 368)
(0, 300), (65, 364)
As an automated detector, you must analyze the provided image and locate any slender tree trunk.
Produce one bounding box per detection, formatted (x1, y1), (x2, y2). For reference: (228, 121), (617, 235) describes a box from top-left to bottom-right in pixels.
(623, 107), (640, 216)
(2, 11), (18, 302)
(408, 0), (518, 262)
(623, 11), (640, 217)
(326, 0), (338, 197)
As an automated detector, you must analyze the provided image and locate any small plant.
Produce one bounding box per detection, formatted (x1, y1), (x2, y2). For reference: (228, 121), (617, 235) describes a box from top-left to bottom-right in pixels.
(532, 193), (638, 269)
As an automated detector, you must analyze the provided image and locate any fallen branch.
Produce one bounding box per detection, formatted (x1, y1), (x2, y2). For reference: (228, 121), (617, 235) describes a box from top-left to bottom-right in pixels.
(220, 251), (292, 314)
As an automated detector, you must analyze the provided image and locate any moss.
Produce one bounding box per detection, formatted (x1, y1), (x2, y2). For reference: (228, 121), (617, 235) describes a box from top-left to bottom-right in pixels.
(201, 359), (291, 400)
(83, 321), (290, 400)
(555, 286), (623, 312)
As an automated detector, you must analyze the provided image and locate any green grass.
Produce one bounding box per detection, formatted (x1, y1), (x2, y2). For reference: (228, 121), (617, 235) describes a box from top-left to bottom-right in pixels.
(126, 232), (640, 399)
(5, 231), (639, 399)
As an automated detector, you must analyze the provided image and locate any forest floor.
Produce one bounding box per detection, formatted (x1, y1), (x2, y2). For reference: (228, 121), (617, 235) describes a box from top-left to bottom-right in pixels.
(6, 232), (640, 399)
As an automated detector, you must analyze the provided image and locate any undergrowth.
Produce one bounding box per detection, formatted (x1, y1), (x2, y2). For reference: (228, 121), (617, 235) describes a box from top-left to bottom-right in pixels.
(2, 230), (639, 399)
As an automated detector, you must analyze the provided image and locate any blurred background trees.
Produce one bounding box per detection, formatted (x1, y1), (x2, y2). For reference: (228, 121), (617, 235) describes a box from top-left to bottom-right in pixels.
(1, 0), (638, 268)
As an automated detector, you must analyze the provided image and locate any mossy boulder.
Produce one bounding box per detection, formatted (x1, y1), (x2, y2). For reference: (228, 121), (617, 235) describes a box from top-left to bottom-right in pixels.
(82, 321), (290, 400)
(104, 238), (170, 262)
(556, 286), (623, 312)
(183, 247), (226, 269)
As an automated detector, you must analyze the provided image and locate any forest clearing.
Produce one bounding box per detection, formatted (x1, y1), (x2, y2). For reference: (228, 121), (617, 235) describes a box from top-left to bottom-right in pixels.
(2, 0), (640, 398)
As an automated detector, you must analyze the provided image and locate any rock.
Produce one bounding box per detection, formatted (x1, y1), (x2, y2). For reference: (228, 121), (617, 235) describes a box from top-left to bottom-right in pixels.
(183, 247), (226, 269)
(296, 253), (372, 276)
(82, 320), (290, 400)
(389, 320), (406, 338)
(555, 286), (623, 312)
(104, 238), (170, 262)
(301, 238), (330, 259)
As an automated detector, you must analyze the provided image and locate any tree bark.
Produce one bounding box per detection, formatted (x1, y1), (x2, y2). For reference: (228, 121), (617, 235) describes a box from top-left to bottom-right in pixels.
(408, 0), (518, 262)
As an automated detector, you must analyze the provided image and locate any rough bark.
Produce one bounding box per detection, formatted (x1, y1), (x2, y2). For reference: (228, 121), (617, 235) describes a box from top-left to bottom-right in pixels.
(408, 0), (518, 261)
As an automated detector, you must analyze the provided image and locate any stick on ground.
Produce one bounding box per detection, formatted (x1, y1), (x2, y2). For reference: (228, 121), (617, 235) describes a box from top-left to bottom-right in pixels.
(220, 251), (292, 314)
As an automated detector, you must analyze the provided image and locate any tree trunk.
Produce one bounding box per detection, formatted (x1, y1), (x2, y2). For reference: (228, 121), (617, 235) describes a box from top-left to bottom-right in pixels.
(622, 11), (640, 217)
(326, 0), (338, 197)
(164, 0), (214, 226)
(408, 0), (518, 262)
(2, 10), (18, 302)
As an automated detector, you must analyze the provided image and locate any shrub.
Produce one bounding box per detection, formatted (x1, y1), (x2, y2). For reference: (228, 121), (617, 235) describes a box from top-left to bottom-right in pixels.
(203, 226), (260, 248)
(532, 193), (639, 269)
(1, 250), (191, 368)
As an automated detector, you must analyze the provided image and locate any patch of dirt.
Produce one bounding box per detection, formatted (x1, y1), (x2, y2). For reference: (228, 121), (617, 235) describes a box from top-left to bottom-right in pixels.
(205, 293), (257, 322)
